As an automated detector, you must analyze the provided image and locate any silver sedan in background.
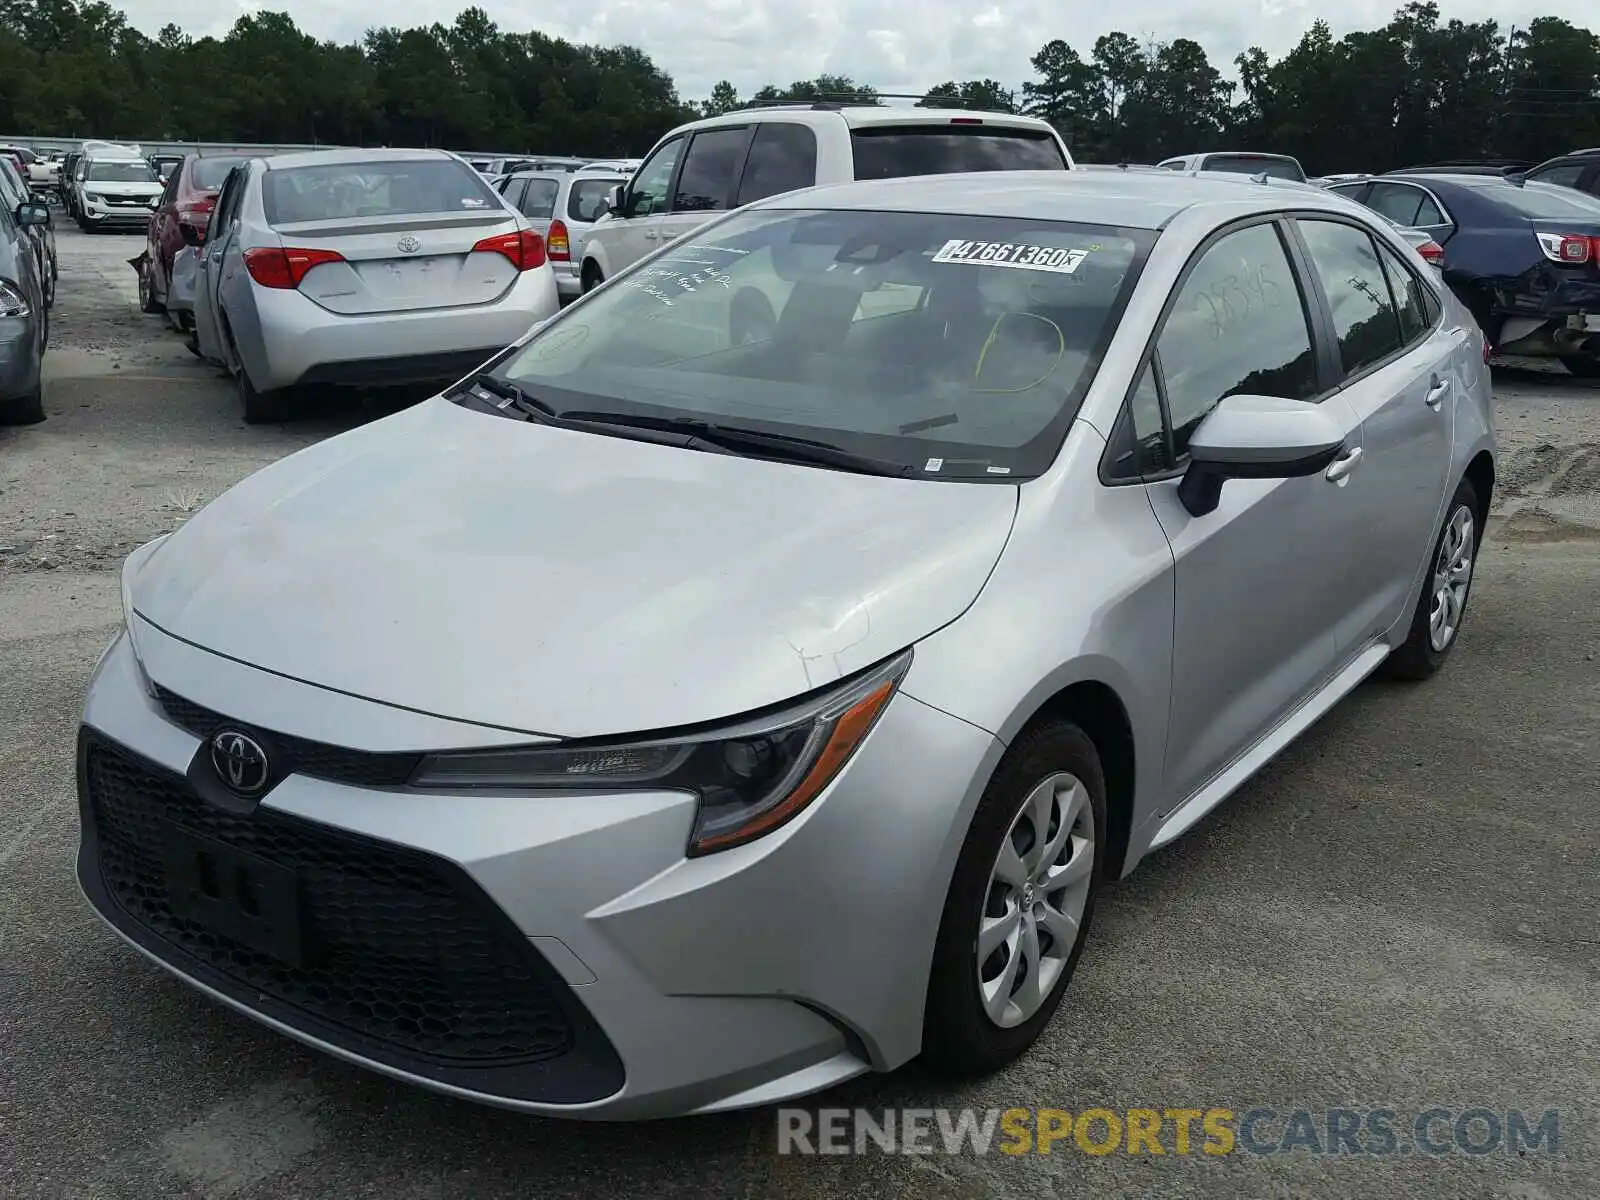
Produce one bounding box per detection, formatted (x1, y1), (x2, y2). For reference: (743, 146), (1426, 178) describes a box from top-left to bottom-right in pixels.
(0, 191), (51, 425)
(81, 171), (1493, 1118)
(192, 148), (559, 422)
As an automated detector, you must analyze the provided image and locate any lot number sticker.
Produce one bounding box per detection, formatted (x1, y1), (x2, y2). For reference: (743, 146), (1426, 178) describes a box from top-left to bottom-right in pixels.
(932, 239), (1088, 274)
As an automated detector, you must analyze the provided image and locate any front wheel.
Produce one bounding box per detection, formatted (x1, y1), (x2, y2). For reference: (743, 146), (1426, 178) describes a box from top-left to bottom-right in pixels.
(922, 718), (1106, 1077)
(581, 262), (604, 294)
(1381, 477), (1480, 680)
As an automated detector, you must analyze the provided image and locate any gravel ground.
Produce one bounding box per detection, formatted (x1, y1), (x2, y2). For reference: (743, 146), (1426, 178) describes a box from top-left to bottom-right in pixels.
(1, 229), (1596, 1200)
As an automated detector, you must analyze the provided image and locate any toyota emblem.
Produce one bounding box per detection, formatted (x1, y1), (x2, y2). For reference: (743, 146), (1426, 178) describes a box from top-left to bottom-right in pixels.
(210, 730), (271, 796)
(396, 235), (421, 254)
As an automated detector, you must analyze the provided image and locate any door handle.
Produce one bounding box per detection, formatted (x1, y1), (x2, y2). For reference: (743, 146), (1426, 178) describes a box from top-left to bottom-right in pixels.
(1325, 445), (1363, 482)
(1424, 375), (1449, 408)
(644, 231), (659, 241)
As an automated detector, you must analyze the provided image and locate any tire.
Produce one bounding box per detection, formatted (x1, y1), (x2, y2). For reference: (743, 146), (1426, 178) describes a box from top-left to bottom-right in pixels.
(138, 258), (162, 313)
(922, 718), (1108, 1077)
(0, 384), (45, 426)
(581, 262), (604, 293)
(236, 362), (293, 424)
(1559, 356), (1600, 380)
(1381, 477), (1480, 681)
(42, 261), (54, 310)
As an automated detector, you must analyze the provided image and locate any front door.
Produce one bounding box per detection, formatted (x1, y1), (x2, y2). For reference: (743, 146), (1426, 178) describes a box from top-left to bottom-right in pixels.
(192, 167), (241, 363)
(1141, 219), (1363, 807)
(653, 124), (754, 251)
(601, 135), (686, 274)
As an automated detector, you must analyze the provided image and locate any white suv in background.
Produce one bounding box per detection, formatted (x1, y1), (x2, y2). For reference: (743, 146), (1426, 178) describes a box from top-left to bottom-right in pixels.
(579, 103), (1075, 291)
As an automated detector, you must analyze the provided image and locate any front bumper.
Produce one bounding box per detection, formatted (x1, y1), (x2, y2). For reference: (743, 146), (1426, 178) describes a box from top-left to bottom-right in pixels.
(76, 627), (1001, 1118)
(248, 270), (559, 391)
(80, 203), (154, 227)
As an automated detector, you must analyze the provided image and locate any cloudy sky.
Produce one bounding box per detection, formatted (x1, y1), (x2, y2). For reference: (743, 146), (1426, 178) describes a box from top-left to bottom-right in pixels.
(118, 0), (1597, 102)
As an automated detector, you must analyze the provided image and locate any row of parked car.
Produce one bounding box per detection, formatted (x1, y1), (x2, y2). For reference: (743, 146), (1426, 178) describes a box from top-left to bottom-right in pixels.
(0, 149), (56, 424)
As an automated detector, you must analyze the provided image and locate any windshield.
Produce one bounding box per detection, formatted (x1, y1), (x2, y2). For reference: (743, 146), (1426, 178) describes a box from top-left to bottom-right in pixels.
(488, 207), (1150, 478)
(262, 159), (500, 224)
(1203, 155), (1305, 181)
(88, 160), (158, 183)
(192, 156), (245, 190)
(850, 127), (1068, 179)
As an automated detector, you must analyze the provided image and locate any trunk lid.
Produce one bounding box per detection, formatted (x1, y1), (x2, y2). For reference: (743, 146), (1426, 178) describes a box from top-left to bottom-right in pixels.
(273, 211), (523, 315)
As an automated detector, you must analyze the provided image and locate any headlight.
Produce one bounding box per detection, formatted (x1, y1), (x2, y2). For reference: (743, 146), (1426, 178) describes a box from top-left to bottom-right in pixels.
(85, 193), (102, 204)
(121, 535), (168, 696)
(412, 649), (912, 856)
(0, 279), (29, 318)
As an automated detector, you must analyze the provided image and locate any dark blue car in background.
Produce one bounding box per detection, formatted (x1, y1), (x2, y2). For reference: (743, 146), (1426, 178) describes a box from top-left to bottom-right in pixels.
(1329, 172), (1600, 377)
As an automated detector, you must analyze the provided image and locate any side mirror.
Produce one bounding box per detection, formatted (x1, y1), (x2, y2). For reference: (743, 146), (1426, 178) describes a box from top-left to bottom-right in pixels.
(607, 184), (625, 216)
(15, 202), (49, 228)
(1176, 394), (1348, 518)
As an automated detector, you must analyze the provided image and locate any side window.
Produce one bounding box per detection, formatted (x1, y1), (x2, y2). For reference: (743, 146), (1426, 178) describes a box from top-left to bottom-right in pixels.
(671, 127), (752, 212)
(1297, 219), (1405, 377)
(1156, 222), (1320, 459)
(519, 178), (559, 219)
(1366, 182), (1424, 226)
(1413, 192), (1446, 226)
(625, 137), (684, 218)
(207, 169), (241, 242)
(158, 166), (181, 205)
(1106, 363), (1171, 480)
(1529, 163), (1584, 189)
(568, 179), (618, 222)
(1161, 160), (1186, 171)
(736, 123), (819, 206)
(1375, 240), (1431, 345)
(500, 178), (526, 209)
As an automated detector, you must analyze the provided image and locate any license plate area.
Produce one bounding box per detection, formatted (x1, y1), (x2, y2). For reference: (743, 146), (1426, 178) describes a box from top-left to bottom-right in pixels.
(163, 825), (304, 966)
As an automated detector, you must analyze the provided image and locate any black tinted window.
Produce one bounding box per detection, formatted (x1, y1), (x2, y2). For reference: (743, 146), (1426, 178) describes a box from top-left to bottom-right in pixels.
(568, 178), (620, 222)
(1157, 222), (1319, 458)
(262, 159), (499, 224)
(736, 123), (819, 205)
(1107, 364), (1170, 479)
(671, 127), (751, 212)
(850, 127), (1067, 180)
(1529, 163), (1585, 188)
(1376, 240), (1431, 344)
(519, 178), (559, 218)
(1203, 155), (1304, 181)
(1297, 219), (1405, 376)
(192, 157), (245, 190)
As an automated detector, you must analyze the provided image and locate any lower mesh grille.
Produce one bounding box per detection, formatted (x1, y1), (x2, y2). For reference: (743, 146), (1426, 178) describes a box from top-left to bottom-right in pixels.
(84, 733), (574, 1065)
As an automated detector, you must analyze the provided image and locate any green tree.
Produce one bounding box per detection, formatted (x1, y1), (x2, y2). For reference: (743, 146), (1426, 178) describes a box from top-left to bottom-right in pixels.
(751, 74), (878, 104)
(919, 79), (1016, 112)
(701, 80), (740, 116)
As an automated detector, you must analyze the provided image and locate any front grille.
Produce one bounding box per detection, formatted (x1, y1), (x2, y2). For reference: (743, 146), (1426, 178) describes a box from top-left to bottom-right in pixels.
(154, 685), (421, 789)
(84, 734), (573, 1065)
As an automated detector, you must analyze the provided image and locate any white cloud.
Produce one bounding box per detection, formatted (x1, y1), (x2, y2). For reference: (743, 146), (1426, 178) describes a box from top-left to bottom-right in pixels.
(119, 0), (1600, 101)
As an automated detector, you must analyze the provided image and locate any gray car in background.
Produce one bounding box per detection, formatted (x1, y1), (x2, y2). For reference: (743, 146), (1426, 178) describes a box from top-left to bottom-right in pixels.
(496, 168), (629, 301)
(80, 171), (1493, 1118)
(0, 190), (52, 424)
(190, 147), (560, 422)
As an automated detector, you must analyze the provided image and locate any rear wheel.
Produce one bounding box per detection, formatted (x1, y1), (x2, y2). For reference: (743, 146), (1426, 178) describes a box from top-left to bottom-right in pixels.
(1559, 356), (1600, 380)
(225, 320), (293, 424)
(138, 258), (162, 313)
(0, 384), (44, 426)
(1382, 477), (1479, 680)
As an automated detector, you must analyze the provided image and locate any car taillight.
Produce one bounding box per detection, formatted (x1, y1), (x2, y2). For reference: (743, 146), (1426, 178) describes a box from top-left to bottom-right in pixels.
(1534, 231), (1600, 264)
(1417, 239), (1444, 266)
(949, 117), (983, 125)
(546, 219), (571, 262)
(472, 229), (546, 270)
(243, 246), (346, 289)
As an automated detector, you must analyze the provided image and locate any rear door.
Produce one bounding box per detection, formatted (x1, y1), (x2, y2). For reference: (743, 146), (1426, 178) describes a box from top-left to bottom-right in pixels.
(655, 125), (754, 250)
(193, 166), (242, 363)
(1290, 216), (1459, 652)
(260, 157), (522, 316)
(733, 121), (819, 207)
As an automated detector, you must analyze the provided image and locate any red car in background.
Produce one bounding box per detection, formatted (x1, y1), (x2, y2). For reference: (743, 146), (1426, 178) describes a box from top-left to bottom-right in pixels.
(138, 151), (245, 317)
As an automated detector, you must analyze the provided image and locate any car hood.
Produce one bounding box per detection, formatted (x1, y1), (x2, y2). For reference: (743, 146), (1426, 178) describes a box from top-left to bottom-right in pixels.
(131, 398), (1018, 738)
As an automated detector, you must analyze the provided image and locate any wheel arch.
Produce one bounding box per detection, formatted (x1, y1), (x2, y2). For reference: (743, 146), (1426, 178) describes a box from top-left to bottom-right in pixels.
(1464, 449), (1494, 532)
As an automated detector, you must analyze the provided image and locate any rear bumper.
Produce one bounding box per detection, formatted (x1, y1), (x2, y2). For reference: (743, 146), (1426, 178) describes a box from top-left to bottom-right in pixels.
(249, 269), (559, 391)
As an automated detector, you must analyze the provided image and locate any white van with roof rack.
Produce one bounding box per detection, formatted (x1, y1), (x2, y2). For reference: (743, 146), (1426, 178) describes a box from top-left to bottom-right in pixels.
(578, 99), (1074, 292)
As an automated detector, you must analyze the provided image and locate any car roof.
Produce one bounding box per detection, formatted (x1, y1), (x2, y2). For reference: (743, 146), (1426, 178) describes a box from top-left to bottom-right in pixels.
(262, 147), (455, 171)
(762, 169), (1361, 230)
(671, 105), (1059, 138)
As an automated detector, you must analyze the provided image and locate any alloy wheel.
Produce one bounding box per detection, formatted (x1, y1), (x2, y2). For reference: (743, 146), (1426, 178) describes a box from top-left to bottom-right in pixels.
(978, 771), (1095, 1029)
(1428, 505), (1474, 652)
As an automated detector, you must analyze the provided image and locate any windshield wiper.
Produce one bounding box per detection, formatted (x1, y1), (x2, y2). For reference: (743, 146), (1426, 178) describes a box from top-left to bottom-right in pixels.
(458, 374), (559, 422)
(557, 410), (912, 477)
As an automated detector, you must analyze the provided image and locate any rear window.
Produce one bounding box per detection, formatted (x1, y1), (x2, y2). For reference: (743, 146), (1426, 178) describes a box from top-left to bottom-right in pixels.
(850, 126), (1068, 180)
(568, 177), (621, 222)
(1202, 155), (1305, 182)
(493, 206), (1150, 479)
(192, 156), (245, 190)
(1486, 181), (1600, 219)
(88, 159), (158, 182)
(262, 159), (500, 224)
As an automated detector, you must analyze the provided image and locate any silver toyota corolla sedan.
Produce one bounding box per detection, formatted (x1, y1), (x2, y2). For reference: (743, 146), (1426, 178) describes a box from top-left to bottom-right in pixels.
(191, 148), (559, 423)
(78, 170), (1495, 1119)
